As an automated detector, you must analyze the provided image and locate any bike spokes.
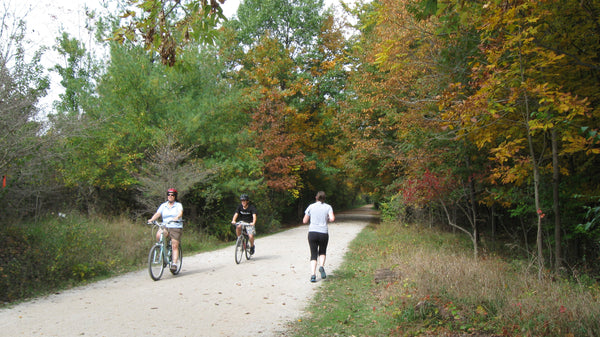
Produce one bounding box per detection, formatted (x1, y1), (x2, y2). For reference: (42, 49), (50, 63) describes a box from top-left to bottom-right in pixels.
(235, 235), (244, 264)
(148, 245), (165, 281)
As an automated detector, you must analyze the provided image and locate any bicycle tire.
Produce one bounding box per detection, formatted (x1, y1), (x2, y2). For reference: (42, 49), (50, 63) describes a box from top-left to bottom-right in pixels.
(245, 235), (251, 260)
(148, 244), (164, 281)
(170, 245), (183, 275)
(235, 235), (244, 264)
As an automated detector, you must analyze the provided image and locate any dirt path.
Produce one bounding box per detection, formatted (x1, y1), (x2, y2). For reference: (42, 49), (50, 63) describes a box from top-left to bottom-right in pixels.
(0, 205), (378, 337)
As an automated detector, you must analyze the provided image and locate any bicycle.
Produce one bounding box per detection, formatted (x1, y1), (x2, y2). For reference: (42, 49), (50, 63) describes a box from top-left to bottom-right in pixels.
(147, 220), (183, 281)
(234, 221), (253, 264)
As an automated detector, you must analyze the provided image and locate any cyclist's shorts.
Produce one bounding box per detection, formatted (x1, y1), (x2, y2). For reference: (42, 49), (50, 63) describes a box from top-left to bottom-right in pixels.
(245, 225), (256, 236)
(167, 228), (182, 241)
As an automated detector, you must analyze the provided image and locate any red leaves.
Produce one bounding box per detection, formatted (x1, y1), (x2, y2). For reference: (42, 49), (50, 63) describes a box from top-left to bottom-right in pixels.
(400, 169), (452, 207)
(537, 209), (545, 219)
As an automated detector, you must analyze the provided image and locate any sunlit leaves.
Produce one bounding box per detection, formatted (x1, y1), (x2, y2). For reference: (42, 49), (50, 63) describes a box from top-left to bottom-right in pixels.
(442, 0), (598, 201)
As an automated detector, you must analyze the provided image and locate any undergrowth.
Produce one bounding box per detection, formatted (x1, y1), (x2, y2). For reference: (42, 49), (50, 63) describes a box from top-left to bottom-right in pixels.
(0, 214), (221, 304)
(287, 220), (600, 337)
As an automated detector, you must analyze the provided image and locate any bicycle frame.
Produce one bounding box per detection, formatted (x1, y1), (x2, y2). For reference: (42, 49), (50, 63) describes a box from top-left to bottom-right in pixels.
(234, 221), (252, 264)
(148, 220), (182, 281)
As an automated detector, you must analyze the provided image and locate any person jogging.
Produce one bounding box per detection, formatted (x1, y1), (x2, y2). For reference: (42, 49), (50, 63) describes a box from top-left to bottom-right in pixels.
(303, 191), (335, 282)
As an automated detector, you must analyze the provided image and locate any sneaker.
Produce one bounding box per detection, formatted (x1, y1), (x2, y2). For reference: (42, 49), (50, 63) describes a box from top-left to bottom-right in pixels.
(249, 245), (255, 255)
(170, 262), (178, 271)
(319, 266), (327, 279)
(310, 275), (316, 283)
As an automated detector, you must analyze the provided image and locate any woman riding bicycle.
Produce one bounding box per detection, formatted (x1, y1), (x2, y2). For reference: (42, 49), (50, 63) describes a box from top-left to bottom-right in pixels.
(231, 194), (257, 255)
(148, 188), (183, 271)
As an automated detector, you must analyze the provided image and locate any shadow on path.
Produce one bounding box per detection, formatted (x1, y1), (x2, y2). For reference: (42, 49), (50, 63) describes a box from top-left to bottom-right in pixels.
(335, 204), (380, 224)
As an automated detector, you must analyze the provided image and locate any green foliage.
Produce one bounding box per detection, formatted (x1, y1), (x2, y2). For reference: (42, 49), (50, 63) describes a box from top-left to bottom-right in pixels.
(378, 195), (407, 223)
(4, 0), (600, 283)
(575, 195), (600, 242)
(232, 0), (326, 51)
(52, 32), (100, 115)
(0, 215), (137, 302)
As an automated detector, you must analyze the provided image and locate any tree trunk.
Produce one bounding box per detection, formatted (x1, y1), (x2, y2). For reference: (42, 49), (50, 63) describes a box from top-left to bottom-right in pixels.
(491, 205), (496, 245)
(519, 44), (544, 280)
(552, 129), (562, 271)
(465, 156), (479, 257)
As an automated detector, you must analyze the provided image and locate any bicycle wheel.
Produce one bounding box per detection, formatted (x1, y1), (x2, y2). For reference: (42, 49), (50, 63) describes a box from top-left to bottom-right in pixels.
(170, 245), (183, 275)
(148, 244), (164, 281)
(244, 236), (251, 260)
(235, 235), (244, 264)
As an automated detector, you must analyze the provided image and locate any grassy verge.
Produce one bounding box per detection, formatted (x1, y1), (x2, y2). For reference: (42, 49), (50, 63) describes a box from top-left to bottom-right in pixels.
(0, 214), (225, 305)
(287, 221), (600, 336)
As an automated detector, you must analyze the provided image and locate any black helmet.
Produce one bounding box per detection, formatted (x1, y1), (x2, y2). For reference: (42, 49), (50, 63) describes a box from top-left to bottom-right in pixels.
(240, 194), (249, 201)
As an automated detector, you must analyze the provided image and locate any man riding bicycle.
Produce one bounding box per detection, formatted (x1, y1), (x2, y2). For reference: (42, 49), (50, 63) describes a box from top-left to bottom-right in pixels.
(231, 194), (257, 255)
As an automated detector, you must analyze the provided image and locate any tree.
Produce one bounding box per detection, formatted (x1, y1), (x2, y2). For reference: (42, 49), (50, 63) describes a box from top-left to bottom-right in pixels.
(441, 0), (598, 275)
(135, 136), (211, 215)
(224, 0), (351, 214)
(0, 5), (53, 220)
(238, 35), (315, 196)
(52, 32), (100, 116)
(233, 0), (325, 52)
(115, 0), (228, 66)
(341, 0), (450, 204)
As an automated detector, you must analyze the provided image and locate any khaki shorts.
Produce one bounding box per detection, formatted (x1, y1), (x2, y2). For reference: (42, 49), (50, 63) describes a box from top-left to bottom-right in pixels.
(167, 227), (182, 241)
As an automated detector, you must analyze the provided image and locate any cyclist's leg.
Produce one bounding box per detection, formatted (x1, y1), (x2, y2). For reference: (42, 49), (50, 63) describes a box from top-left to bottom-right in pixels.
(246, 225), (256, 254)
(248, 225), (255, 246)
(156, 228), (166, 242)
(169, 228), (182, 264)
(171, 239), (180, 264)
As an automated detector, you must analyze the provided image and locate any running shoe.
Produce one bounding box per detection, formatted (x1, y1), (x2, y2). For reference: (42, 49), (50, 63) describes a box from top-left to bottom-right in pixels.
(319, 266), (326, 279)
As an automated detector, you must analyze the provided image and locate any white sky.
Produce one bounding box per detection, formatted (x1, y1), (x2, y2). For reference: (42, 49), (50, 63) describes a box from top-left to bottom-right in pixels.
(11, 0), (355, 113)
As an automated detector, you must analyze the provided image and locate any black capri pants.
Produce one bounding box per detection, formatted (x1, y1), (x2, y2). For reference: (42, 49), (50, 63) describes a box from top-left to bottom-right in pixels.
(308, 231), (329, 261)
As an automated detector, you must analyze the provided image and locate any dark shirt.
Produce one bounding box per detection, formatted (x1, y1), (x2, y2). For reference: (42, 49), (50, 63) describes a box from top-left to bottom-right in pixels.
(235, 204), (257, 223)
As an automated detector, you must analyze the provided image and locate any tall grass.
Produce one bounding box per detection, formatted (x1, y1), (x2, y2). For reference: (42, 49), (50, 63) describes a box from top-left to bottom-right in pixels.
(0, 214), (221, 304)
(288, 221), (600, 336)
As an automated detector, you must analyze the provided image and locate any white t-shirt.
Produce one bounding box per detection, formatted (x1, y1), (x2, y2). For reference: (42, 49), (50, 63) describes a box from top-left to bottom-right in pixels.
(305, 201), (333, 234)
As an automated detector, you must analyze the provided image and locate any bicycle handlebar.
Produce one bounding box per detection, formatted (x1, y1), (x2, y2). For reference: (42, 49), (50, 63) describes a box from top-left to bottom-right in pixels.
(234, 221), (253, 226)
(148, 220), (184, 226)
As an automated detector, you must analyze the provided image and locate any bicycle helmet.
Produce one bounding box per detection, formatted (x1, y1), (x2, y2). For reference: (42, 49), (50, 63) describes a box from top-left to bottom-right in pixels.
(167, 188), (178, 196)
(240, 194), (249, 201)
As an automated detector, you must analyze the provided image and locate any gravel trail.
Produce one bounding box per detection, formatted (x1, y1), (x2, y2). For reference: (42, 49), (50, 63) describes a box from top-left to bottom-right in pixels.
(0, 205), (378, 337)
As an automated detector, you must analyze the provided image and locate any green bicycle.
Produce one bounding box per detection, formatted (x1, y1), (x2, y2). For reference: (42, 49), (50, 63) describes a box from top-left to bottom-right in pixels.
(148, 220), (183, 281)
